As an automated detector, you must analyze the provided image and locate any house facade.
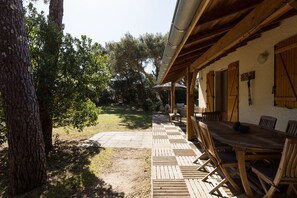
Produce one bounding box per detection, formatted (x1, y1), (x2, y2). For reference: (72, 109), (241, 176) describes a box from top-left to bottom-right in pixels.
(198, 15), (297, 131)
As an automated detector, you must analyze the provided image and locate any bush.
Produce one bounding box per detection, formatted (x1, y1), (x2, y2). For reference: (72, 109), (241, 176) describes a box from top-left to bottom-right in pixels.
(97, 89), (114, 105)
(153, 100), (163, 112)
(142, 98), (153, 113)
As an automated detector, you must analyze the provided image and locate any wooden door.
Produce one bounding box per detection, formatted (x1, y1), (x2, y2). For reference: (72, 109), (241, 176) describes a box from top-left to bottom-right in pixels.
(206, 71), (215, 112)
(227, 62), (239, 122)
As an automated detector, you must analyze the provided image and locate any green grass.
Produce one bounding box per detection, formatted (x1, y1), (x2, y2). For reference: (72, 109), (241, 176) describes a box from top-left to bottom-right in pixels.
(53, 104), (152, 140)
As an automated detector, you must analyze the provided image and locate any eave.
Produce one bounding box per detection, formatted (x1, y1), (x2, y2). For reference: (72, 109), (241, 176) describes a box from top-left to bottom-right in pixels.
(159, 0), (297, 84)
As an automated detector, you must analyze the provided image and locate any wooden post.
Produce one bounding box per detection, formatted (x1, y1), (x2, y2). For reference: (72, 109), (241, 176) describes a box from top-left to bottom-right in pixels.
(186, 68), (196, 140)
(170, 82), (176, 113)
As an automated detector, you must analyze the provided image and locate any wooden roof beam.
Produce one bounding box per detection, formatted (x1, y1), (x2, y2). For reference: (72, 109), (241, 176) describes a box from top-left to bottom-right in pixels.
(289, 1), (297, 9)
(179, 37), (218, 57)
(199, 0), (260, 25)
(185, 23), (235, 46)
(170, 64), (188, 72)
(171, 59), (195, 70)
(164, 69), (187, 84)
(175, 54), (202, 66)
(191, 0), (296, 72)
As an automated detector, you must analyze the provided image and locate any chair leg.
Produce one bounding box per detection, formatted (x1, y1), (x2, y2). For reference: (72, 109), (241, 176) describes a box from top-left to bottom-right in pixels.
(258, 176), (269, 193)
(193, 157), (199, 164)
(287, 184), (293, 195)
(193, 152), (208, 163)
(292, 184), (297, 195)
(220, 167), (241, 192)
(197, 158), (211, 171)
(264, 186), (277, 198)
(287, 184), (297, 195)
(209, 178), (228, 194)
(202, 166), (218, 182)
(198, 152), (208, 160)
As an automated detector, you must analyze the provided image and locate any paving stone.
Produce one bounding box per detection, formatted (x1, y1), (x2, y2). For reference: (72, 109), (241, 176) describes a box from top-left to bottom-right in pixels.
(89, 132), (152, 148)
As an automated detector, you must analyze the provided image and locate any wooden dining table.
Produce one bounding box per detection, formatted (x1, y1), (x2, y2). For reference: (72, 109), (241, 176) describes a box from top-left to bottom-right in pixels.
(205, 121), (286, 197)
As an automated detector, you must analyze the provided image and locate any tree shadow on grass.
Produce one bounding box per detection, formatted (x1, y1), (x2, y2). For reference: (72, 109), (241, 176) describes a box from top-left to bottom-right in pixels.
(0, 140), (125, 198)
(101, 105), (152, 130)
(118, 114), (152, 130)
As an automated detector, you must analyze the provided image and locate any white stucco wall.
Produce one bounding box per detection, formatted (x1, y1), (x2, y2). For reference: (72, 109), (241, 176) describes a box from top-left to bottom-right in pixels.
(198, 16), (297, 131)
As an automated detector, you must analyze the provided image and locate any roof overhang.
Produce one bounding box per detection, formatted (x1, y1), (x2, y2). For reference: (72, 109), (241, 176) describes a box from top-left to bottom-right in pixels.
(158, 0), (297, 84)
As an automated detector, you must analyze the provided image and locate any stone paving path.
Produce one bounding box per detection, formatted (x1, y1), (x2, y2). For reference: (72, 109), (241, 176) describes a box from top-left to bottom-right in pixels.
(89, 131), (152, 148)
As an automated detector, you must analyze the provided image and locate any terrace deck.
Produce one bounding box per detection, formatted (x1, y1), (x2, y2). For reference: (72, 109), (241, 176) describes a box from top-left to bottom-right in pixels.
(151, 114), (240, 198)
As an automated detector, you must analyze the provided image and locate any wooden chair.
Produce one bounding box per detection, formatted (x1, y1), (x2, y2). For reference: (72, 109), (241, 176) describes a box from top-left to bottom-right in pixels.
(191, 116), (231, 169)
(190, 116), (211, 171)
(259, 116), (277, 130)
(286, 120), (297, 137)
(202, 111), (220, 122)
(251, 137), (297, 198)
(198, 121), (241, 194)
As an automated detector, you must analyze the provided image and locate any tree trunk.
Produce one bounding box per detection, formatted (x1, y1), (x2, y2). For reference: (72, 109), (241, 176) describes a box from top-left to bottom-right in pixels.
(37, 0), (64, 154)
(0, 0), (47, 196)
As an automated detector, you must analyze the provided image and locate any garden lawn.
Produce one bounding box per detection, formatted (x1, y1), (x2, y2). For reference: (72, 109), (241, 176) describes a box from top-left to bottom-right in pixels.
(53, 105), (152, 140)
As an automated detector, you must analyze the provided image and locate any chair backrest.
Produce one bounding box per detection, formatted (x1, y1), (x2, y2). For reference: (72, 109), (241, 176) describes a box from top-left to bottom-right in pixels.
(191, 116), (202, 143)
(202, 112), (220, 122)
(285, 120), (297, 137)
(198, 121), (219, 163)
(273, 137), (297, 184)
(259, 115), (277, 130)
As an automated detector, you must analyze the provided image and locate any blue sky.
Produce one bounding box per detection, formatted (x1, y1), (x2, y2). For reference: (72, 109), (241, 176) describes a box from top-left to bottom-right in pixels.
(28, 0), (176, 46)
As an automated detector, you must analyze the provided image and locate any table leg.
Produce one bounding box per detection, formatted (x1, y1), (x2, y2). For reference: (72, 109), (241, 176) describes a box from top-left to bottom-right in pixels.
(236, 149), (253, 197)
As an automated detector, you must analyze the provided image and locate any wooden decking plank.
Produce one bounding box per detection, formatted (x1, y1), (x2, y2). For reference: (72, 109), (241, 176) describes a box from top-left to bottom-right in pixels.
(156, 166), (161, 179)
(167, 132), (181, 135)
(151, 116), (236, 198)
(153, 179), (190, 197)
(151, 166), (157, 179)
(167, 165), (174, 179)
(188, 179), (202, 198)
(173, 149), (197, 156)
(153, 156), (177, 164)
(153, 148), (174, 156)
(169, 139), (187, 143)
(197, 179), (213, 198)
(164, 165), (169, 179)
(160, 166), (165, 179)
(185, 179), (196, 198)
(168, 135), (184, 139)
(153, 135), (168, 139)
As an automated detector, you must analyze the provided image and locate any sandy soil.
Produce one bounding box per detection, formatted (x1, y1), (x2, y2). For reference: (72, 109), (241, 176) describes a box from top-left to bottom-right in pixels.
(101, 148), (151, 198)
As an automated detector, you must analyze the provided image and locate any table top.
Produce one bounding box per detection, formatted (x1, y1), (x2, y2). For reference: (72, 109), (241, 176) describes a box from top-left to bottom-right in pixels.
(206, 121), (286, 151)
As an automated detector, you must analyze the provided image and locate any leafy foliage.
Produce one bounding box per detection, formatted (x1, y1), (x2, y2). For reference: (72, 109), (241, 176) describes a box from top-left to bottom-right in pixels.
(25, 3), (110, 131)
(140, 33), (167, 79)
(106, 33), (167, 109)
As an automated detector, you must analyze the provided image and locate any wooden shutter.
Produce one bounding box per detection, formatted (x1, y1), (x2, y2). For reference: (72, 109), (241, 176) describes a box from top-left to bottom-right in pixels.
(206, 71), (214, 112)
(227, 62), (239, 122)
(274, 34), (297, 108)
